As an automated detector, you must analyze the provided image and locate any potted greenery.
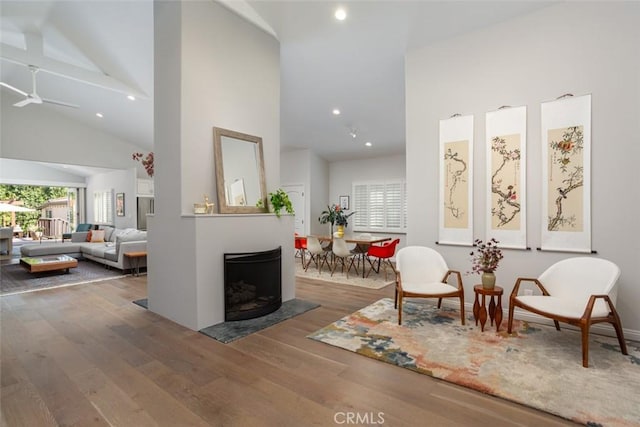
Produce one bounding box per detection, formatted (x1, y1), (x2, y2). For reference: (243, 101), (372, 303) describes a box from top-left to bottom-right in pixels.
(318, 204), (355, 237)
(258, 189), (294, 218)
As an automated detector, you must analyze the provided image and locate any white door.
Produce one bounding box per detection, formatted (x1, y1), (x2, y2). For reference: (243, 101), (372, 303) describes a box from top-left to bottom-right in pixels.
(281, 184), (305, 235)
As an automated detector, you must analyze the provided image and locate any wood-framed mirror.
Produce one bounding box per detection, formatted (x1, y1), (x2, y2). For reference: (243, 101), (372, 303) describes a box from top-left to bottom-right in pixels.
(213, 127), (268, 214)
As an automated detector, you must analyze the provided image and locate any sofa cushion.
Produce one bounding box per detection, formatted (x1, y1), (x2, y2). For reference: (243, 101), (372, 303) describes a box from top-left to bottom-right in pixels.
(21, 243), (83, 257)
(116, 230), (147, 255)
(86, 244), (112, 258)
(112, 228), (137, 243)
(100, 226), (115, 242)
(103, 248), (118, 262)
(71, 231), (90, 242)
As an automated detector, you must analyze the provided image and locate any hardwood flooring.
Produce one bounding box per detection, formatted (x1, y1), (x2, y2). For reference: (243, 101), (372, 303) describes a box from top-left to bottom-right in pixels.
(0, 273), (576, 426)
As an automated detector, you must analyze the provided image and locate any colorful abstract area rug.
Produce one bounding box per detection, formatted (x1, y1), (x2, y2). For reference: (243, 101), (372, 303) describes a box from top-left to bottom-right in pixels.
(295, 260), (394, 290)
(308, 298), (640, 426)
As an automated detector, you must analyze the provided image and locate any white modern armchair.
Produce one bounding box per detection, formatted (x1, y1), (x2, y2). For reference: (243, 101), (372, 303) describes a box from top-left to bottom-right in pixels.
(507, 257), (628, 368)
(395, 246), (465, 325)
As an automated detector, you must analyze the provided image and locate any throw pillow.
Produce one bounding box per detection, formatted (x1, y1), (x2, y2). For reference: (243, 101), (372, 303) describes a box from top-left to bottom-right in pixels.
(90, 229), (106, 243)
(86, 230), (93, 242)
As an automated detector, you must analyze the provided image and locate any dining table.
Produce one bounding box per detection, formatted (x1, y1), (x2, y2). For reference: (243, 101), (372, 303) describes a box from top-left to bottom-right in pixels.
(312, 234), (391, 278)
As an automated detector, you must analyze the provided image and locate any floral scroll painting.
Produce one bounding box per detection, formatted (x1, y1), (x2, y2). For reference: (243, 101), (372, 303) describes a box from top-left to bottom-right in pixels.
(485, 106), (527, 249)
(439, 115), (474, 246)
(541, 94), (591, 252)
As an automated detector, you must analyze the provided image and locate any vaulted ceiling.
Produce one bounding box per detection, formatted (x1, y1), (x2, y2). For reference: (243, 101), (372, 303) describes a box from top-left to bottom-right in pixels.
(0, 0), (553, 166)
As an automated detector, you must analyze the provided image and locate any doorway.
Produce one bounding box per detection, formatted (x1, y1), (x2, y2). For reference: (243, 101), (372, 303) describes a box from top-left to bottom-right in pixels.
(281, 184), (305, 235)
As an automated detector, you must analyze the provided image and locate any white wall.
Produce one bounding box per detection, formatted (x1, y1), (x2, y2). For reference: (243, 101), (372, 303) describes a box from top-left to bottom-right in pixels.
(329, 154), (406, 246)
(280, 148), (330, 235)
(86, 168), (137, 229)
(281, 149), (311, 235)
(0, 158), (87, 187)
(406, 3), (640, 335)
(0, 97), (142, 170)
(179, 1), (280, 213)
(151, 0), (288, 330)
(309, 150), (329, 235)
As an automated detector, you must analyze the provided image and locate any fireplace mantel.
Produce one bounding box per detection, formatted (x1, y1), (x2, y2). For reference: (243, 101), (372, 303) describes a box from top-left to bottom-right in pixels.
(147, 214), (295, 330)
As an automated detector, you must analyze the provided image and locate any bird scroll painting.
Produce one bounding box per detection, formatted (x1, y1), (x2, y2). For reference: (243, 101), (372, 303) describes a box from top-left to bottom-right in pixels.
(486, 106), (527, 249)
(541, 94), (591, 252)
(439, 115), (474, 246)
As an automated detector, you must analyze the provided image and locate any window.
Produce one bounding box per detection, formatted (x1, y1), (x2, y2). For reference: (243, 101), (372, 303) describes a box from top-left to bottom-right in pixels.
(352, 180), (407, 233)
(93, 190), (114, 225)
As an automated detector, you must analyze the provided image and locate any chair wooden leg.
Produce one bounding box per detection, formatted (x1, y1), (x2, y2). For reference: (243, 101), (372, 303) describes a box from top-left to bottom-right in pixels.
(304, 253), (315, 272)
(318, 255), (327, 275)
(398, 293), (403, 325)
(459, 294), (465, 325)
(554, 320), (561, 331)
(581, 324), (590, 368)
(507, 302), (515, 334)
(606, 307), (628, 356)
(346, 257), (358, 278)
(437, 298), (442, 309)
(394, 288), (398, 308)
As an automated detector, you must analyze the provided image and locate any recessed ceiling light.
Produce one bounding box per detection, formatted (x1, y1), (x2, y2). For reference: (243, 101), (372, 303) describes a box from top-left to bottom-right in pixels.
(365, 142), (372, 147)
(127, 95), (136, 101)
(335, 8), (347, 21)
(96, 113), (103, 118)
(332, 109), (340, 115)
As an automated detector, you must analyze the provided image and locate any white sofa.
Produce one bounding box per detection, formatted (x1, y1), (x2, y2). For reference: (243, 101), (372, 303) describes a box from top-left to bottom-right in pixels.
(20, 227), (147, 272)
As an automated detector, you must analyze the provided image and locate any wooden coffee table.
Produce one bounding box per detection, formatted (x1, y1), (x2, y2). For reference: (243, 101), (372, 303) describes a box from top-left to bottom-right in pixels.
(20, 255), (78, 274)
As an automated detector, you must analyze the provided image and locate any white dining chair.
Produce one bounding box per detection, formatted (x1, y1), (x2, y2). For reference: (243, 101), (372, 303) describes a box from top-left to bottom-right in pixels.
(331, 238), (359, 278)
(304, 236), (329, 274)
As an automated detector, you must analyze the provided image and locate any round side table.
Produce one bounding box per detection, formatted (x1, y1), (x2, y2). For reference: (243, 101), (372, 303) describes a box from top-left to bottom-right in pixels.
(472, 285), (504, 332)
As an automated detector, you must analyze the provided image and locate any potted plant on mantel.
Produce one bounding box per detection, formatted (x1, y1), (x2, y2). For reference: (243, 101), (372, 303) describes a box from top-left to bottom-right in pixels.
(469, 238), (503, 289)
(257, 189), (294, 218)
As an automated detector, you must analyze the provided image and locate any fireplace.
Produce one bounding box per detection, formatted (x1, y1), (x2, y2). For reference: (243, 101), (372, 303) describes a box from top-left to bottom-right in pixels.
(224, 247), (282, 321)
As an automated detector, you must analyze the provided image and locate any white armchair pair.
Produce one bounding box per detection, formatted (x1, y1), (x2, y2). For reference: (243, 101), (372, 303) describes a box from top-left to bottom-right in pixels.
(395, 247), (628, 368)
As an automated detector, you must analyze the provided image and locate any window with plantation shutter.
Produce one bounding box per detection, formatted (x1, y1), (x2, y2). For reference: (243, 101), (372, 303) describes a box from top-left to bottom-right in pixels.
(93, 190), (114, 225)
(352, 180), (407, 232)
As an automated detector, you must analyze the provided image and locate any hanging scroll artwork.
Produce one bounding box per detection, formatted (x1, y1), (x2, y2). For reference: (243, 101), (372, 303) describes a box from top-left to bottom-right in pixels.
(486, 106), (527, 249)
(439, 115), (474, 246)
(541, 94), (591, 253)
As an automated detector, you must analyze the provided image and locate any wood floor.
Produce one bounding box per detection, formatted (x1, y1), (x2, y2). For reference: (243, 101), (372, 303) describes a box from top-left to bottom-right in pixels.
(0, 272), (577, 426)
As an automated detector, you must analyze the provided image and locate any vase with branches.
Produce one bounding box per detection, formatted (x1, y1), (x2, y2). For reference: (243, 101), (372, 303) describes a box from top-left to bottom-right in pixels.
(470, 238), (503, 289)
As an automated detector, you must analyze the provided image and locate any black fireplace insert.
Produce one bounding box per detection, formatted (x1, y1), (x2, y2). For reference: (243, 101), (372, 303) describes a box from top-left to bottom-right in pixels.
(224, 247), (282, 321)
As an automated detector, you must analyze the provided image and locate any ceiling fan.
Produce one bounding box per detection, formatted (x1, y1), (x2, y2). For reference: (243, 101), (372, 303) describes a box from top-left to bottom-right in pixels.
(0, 65), (79, 108)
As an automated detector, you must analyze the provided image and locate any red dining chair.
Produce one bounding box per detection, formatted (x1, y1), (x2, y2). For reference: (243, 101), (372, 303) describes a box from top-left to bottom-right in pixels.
(366, 238), (400, 280)
(294, 233), (308, 267)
